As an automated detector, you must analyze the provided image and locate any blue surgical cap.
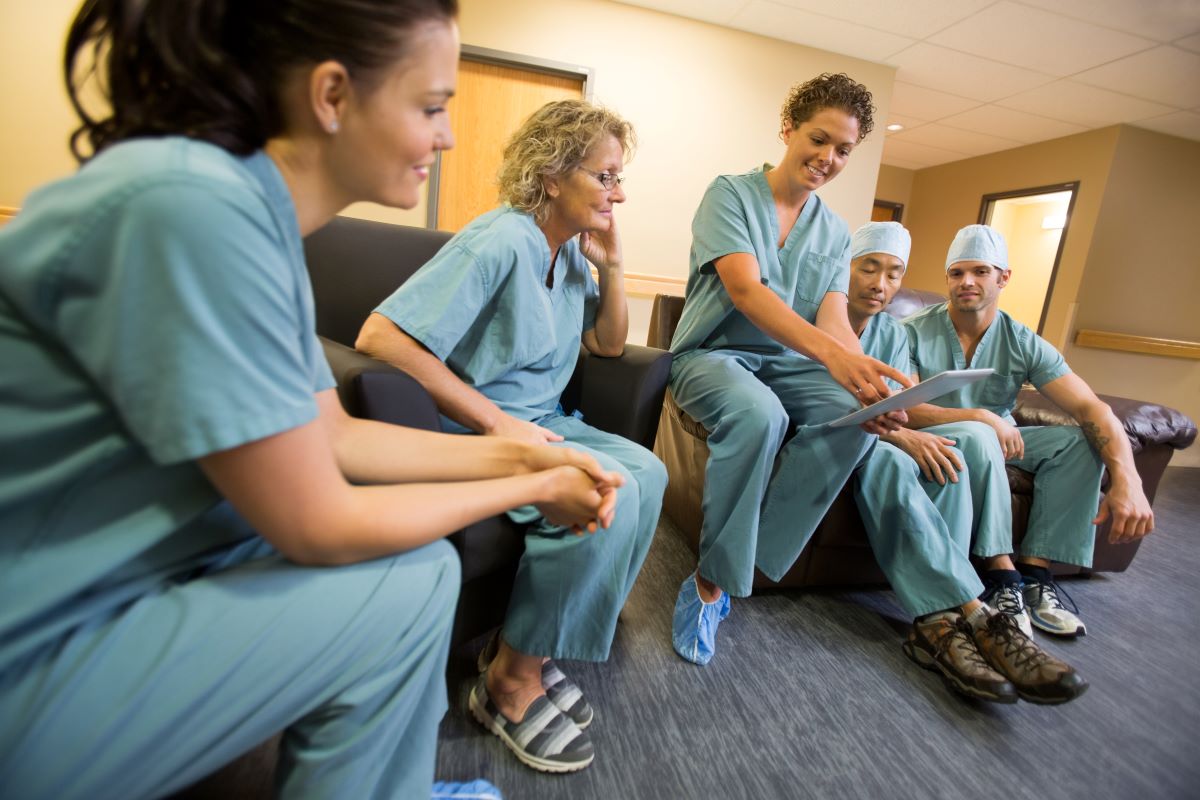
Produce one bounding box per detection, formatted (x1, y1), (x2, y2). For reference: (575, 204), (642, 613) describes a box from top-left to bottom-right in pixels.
(946, 224), (1009, 271)
(851, 221), (911, 270)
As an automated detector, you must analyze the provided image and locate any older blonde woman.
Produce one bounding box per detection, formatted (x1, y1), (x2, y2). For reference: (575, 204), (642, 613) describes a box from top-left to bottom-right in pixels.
(357, 99), (666, 773)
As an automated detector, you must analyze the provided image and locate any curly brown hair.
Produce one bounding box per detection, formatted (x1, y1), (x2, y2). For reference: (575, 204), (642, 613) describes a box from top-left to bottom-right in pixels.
(780, 73), (875, 141)
(497, 99), (635, 224)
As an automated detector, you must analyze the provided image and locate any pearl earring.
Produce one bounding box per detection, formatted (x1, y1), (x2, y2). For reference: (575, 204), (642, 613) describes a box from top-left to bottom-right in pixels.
(328, 119), (339, 134)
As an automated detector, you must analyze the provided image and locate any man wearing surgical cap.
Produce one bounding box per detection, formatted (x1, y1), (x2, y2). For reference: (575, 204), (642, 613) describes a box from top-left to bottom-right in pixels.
(903, 224), (1154, 641)
(823, 221), (1087, 706)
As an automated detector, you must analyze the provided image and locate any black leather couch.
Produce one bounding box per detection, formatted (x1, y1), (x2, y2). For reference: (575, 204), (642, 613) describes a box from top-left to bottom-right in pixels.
(648, 287), (1197, 588)
(304, 215), (673, 646)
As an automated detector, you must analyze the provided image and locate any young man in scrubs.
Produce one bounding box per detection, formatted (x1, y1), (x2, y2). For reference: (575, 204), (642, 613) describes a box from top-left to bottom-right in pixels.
(667, 73), (912, 666)
(902, 225), (1155, 638)
(845, 222), (1086, 705)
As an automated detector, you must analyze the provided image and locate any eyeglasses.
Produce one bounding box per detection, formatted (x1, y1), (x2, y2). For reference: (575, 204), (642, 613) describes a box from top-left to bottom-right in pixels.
(577, 167), (625, 190)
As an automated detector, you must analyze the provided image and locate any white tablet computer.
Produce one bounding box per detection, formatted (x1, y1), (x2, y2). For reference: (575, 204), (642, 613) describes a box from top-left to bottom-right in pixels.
(827, 368), (994, 428)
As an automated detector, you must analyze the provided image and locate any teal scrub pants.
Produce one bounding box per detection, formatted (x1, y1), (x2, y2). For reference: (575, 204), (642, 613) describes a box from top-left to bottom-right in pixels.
(671, 350), (875, 598)
(853, 441), (984, 618)
(503, 414), (666, 661)
(0, 535), (460, 800)
(926, 422), (1104, 567)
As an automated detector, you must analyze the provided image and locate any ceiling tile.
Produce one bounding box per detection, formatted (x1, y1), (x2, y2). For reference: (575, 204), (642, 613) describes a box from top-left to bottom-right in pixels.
(890, 43), (1053, 102)
(938, 105), (1088, 144)
(995, 80), (1177, 127)
(882, 113), (930, 134)
(1016, 0), (1200, 43)
(769, 0), (992, 39)
(889, 81), (982, 121)
(882, 138), (967, 169)
(891, 123), (1024, 157)
(1131, 111), (1200, 141)
(1176, 32), (1200, 53)
(729, 1), (913, 61)
(1074, 46), (1200, 108)
(610, 0), (743, 25)
(928, 2), (1155, 77)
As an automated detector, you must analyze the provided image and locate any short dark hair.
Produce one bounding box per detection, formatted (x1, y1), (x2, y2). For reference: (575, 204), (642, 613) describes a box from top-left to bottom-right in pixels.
(780, 73), (875, 142)
(64, 0), (458, 161)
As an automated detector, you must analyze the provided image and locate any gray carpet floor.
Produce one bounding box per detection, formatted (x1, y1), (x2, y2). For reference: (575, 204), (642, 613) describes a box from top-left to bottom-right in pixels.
(436, 467), (1200, 800)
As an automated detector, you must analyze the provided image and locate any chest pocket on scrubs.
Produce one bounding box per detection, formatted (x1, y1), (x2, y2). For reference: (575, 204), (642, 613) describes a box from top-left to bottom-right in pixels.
(979, 370), (1024, 411)
(789, 253), (841, 323)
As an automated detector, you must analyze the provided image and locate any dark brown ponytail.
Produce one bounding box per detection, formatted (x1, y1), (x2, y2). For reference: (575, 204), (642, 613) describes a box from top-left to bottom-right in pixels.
(64, 0), (458, 161)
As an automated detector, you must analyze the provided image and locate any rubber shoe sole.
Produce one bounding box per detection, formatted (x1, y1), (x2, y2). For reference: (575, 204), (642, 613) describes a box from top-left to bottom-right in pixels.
(1029, 612), (1086, 639)
(468, 683), (594, 774)
(902, 640), (1018, 704)
(1012, 675), (1090, 705)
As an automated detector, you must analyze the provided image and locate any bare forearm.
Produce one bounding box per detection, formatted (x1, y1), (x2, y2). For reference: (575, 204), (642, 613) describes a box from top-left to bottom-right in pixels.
(291, 473), (552, 565)
(816, 297), (861, 353)
(587, 267), (628, 355)
(905, 402), (988, 430)
(731, 283), (844, 363)
(356, 313), (505, 433)
(1079, 405), (1139, 485)
(330, 413), (533, 484)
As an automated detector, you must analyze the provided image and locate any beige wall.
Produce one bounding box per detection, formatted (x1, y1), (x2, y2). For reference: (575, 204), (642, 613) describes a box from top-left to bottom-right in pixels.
(875, 164), (914, 219)
(902, 125), (1199, 467)
(2, 0), (895, 347)
(457, 0), (896, 283)
(0, 1), (85, 205)
(1063, 126), (1200, 467)
(903, 127), (1121, 352)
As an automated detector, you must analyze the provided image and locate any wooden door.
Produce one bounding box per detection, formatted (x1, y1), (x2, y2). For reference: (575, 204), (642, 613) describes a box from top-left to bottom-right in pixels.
(435, 59), (584, 232)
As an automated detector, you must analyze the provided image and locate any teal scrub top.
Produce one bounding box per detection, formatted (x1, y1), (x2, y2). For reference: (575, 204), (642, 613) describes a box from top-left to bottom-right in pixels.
(0, 137), (334, 668)
(860, 311), (911, 388)
(670, 165), (851, 358)
(903, 302), (1069, 423)
(374, 206), (599, 430)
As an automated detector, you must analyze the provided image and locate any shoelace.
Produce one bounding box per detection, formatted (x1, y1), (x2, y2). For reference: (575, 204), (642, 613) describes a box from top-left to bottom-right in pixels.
(987, 614), (1055, 670)
(1028, 577), (1080, 614)
(989, 583), (1025, 616)
(935, 619), (993, 671)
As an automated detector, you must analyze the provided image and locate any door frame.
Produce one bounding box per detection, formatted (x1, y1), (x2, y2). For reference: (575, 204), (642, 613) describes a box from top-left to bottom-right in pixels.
(426, 45), (594, 229)
(977, 181), (1079, 335)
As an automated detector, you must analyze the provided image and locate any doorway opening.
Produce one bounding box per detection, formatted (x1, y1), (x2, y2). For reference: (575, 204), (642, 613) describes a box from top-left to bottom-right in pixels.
(978, 182), (1078, 335)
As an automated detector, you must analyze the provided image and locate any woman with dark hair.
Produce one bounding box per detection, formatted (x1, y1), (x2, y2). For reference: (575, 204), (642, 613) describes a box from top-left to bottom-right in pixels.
(357, 99), (666, 773)
(0, 1), (622, 797)
(666, 73), (912, 665)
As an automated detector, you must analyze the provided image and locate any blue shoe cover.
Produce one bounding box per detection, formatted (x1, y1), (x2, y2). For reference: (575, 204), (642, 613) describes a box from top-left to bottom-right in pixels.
(672, 572), (730, 665)
(432, 779), (504, 799)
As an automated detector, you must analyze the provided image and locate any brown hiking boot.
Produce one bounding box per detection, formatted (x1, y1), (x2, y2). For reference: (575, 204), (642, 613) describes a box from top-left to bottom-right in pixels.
(903, 615), (1018, 703)
(973, 612), (1089, 705)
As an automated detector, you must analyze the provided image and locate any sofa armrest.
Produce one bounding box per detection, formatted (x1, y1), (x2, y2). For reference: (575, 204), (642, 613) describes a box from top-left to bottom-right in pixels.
(321, 337), (441, 432)
(1012, 387), (1197, 455)
(567, 344), (673, 450)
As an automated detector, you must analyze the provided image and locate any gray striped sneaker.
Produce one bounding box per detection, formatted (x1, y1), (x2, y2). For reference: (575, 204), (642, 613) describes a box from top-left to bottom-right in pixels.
(469, 676), (595, 773)
(477, 630), (594, 729)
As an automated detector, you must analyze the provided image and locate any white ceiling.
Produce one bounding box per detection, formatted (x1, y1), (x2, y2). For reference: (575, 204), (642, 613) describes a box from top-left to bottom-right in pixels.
(612, 0), (1200, 169)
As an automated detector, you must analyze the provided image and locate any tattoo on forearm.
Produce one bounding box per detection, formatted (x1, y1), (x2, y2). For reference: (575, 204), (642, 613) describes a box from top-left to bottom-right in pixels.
(1082, 421), (1110, 453)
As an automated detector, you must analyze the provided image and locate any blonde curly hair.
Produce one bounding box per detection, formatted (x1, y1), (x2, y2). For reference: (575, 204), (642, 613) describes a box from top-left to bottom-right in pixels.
(497, 99), (636, 224)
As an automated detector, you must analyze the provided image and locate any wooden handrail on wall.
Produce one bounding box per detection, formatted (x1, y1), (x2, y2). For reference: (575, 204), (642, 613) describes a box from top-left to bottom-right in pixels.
(1075, 329), (1200, 360)
(0, 205), (691, 296)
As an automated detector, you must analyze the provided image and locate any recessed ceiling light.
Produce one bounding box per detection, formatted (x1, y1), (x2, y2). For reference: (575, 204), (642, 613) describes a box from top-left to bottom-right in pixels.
(886, 123), (904, 132)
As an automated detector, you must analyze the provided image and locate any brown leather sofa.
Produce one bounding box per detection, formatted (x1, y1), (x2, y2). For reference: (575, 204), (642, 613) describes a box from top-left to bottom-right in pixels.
(648, 287), (1197, 589)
